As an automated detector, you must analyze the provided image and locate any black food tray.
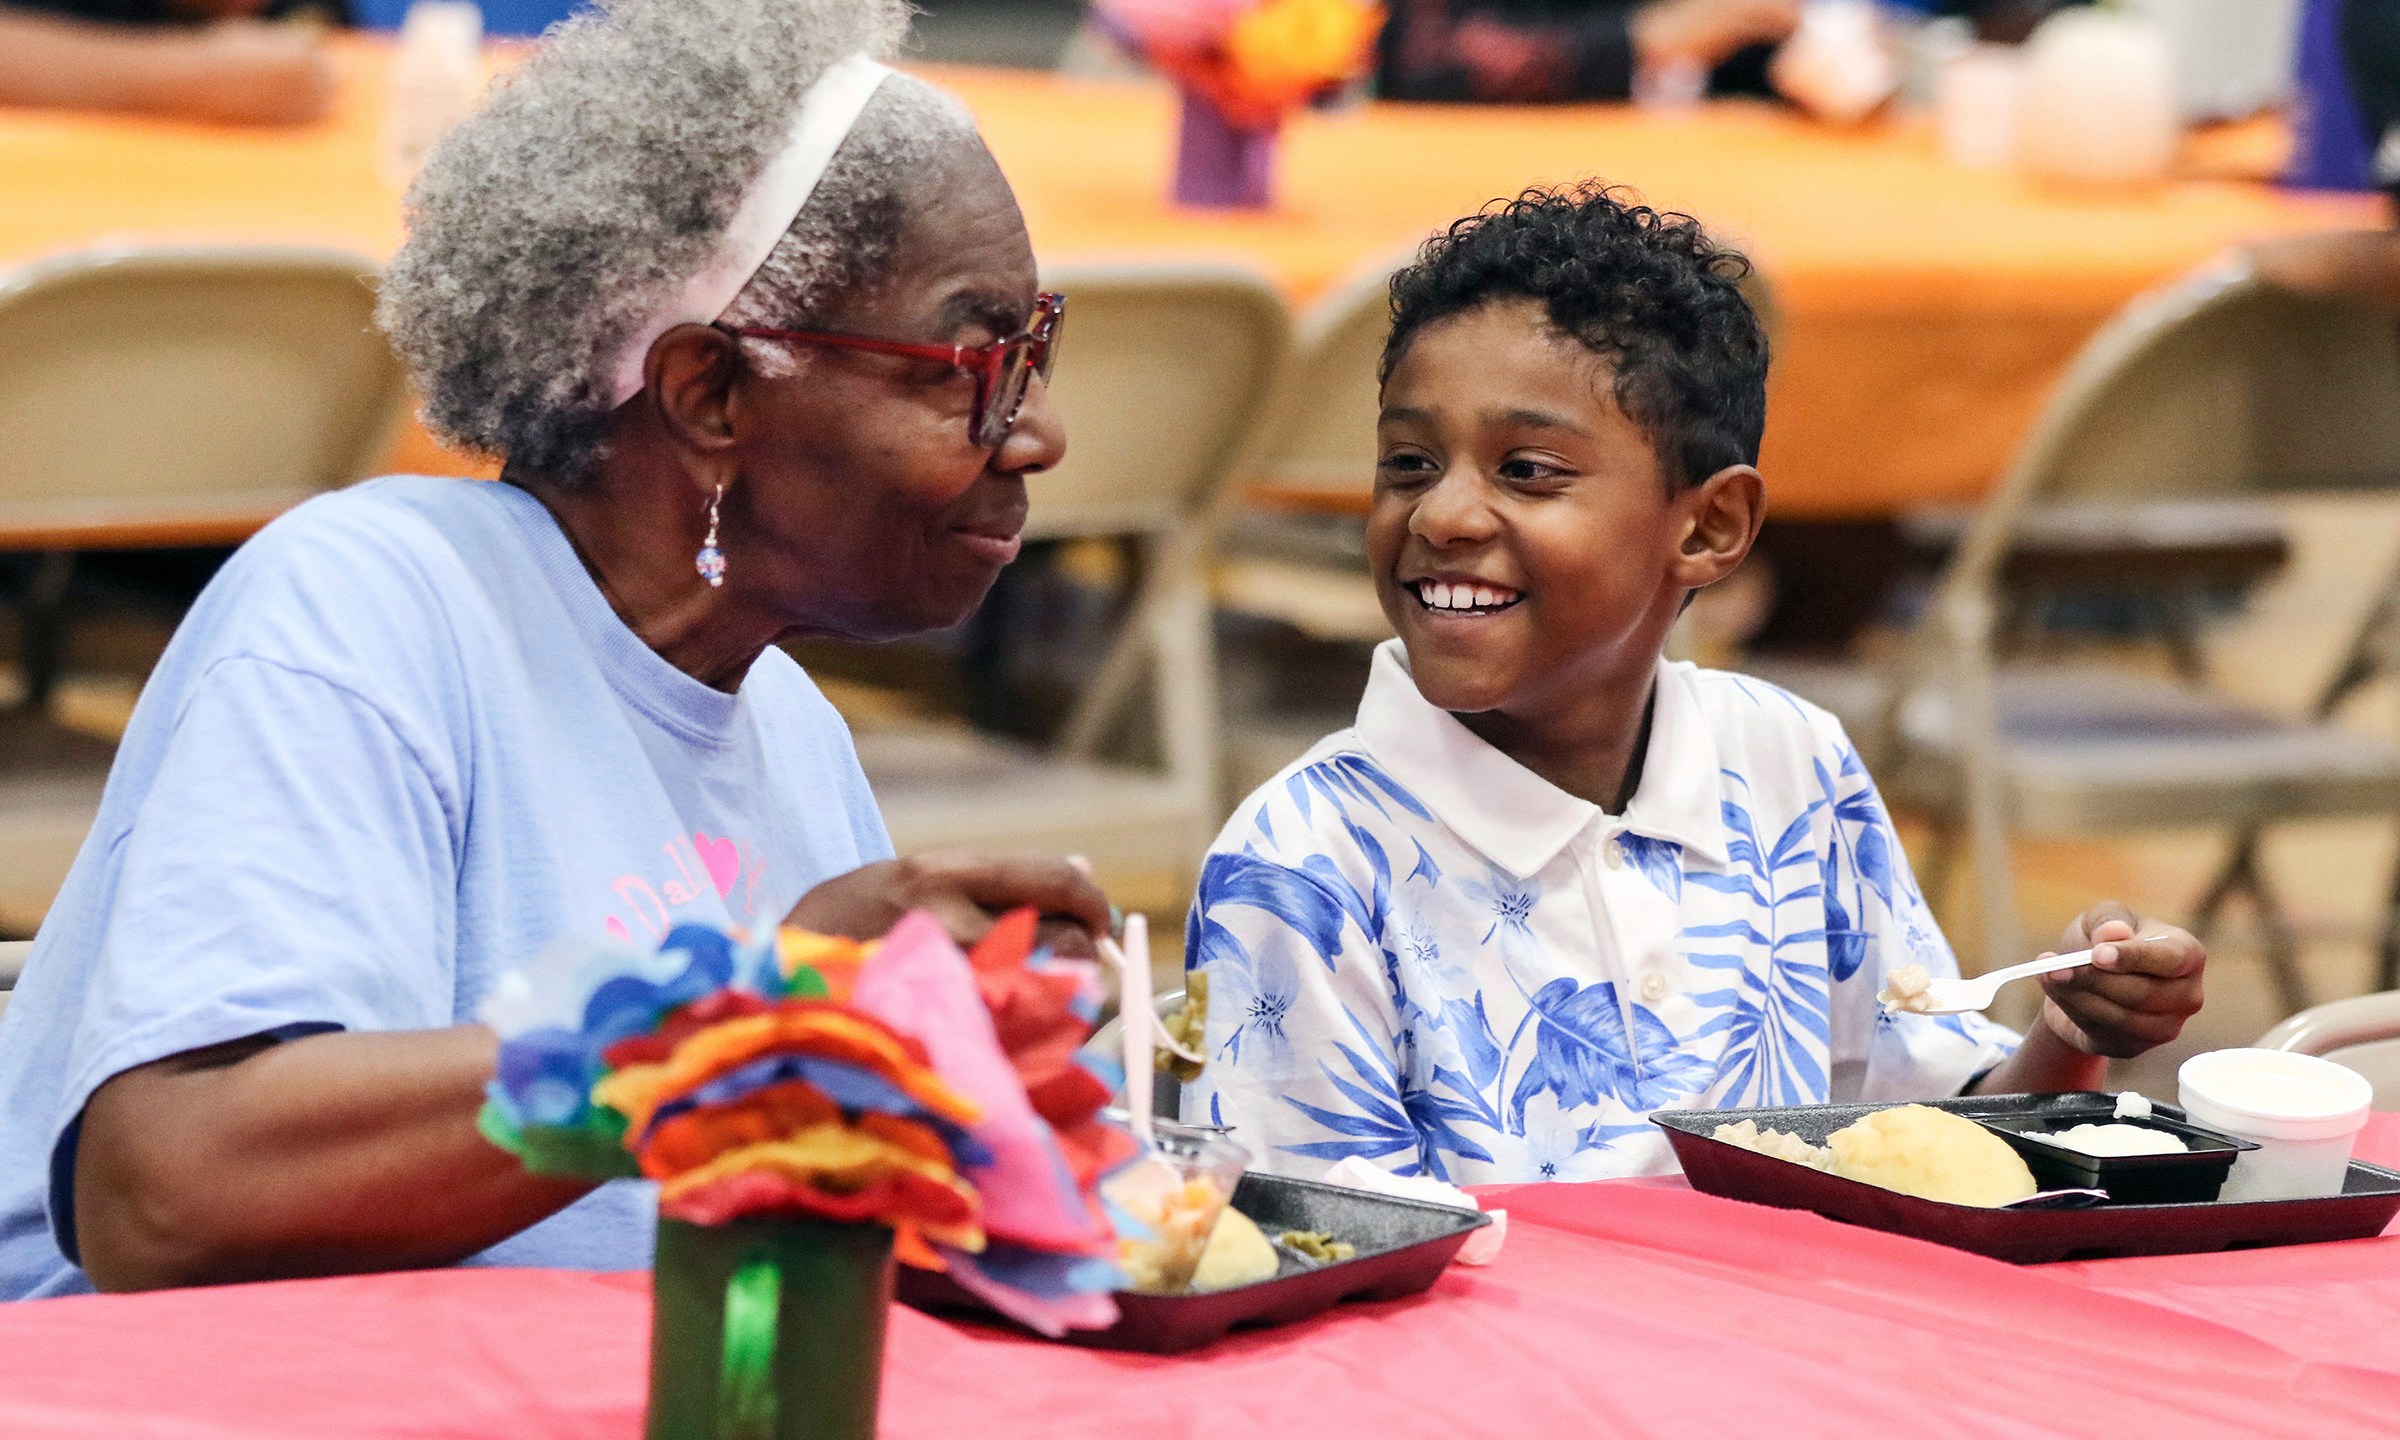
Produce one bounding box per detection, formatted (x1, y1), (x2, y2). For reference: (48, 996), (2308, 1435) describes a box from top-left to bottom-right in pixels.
(896, 1170), (1490, 1353)
(1654, 1092), (2400, 1264)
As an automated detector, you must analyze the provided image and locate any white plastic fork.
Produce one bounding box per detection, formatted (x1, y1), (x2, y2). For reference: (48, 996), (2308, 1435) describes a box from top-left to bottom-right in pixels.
(1888, 949), (2097, 1016)
(1099, 914), (1205, 1146)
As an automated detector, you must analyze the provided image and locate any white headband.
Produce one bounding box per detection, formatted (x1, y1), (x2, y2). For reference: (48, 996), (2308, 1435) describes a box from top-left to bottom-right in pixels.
(605, 53), (895, 406)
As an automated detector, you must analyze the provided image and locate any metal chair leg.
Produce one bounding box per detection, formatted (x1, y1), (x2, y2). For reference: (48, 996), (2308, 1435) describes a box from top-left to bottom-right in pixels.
(1916, 812), (1961, 922)
(2251, 868), (2310, 1018)
(2191, 826), (2263, 941)
(2374, 846), (2400, 994)
(2197, 839), (2310, 1015)
(17, 551), (74, 713)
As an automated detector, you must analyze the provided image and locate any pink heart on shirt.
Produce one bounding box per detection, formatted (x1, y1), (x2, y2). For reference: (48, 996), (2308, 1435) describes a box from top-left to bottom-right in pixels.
(692, 832), (741, 899)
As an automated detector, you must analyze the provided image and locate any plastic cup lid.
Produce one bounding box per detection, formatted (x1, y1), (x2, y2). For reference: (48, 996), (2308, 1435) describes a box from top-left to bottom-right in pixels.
(2178, 1049), (2371, 1136)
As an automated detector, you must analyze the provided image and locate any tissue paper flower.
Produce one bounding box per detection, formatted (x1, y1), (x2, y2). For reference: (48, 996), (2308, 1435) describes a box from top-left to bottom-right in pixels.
(1092, 0), (1385, 129)
(479, 912), (1137, 1334)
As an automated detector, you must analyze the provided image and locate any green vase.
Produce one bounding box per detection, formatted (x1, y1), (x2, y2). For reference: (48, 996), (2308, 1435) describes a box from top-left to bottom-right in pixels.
(646, 1216), (895, 1440)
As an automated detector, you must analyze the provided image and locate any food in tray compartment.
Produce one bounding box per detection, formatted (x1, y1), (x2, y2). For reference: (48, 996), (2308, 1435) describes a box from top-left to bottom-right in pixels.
(1826, 1104), (2038, 1207)
(2040, 1123), (2188, 1158)
(1157, 972), (1208, 1083)
(1277, 1229), (1356, 1264)
(1711, 1119), (1835, 1171)
(1877, 963), (1936, 1013)
(1117, 1173), (1237, 1294)
(2114, 1092), (2154, 1121)
(1191, 1206), (1281, 1291)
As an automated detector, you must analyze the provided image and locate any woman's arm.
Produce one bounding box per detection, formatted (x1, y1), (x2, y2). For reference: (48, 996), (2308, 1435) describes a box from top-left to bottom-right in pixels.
(1378, 0), (1797, 104)
(71, 851), (1114, 1292)
(0, 9), (335, 124)
(75, 1026), (589, 1292)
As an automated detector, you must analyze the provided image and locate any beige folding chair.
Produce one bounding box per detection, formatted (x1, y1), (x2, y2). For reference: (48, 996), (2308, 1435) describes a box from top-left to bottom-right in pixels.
(1206, 258), (1405, 799)
(0, 244), (409, 706)
(1239, 255), (1400, 521)
(0, 938), (25, 1024)
(0, 244), (407, 541)
(1758, 254), (2400, 995)
(853, 264), (1292, 903)
(2260, 992), (2400, 1109)
(0, 245), (408, 937)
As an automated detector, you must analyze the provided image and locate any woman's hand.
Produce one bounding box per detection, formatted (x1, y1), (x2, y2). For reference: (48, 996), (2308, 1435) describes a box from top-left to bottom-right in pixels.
(2036, 902), (2207, 1059)
(785, 851), (1114, 959)
(1632, 0), (1803, 71)
(171, 21), (338, 126)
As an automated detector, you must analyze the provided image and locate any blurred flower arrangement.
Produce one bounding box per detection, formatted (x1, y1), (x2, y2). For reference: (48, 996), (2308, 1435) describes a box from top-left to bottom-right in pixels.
(1090, 0), (1386, 205)
(1094, 0), (1386, 129)
(479, 908), (1137, 1338)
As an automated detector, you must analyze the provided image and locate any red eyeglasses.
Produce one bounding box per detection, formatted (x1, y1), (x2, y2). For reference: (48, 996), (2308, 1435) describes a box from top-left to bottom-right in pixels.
(729, 291), (1065, 449)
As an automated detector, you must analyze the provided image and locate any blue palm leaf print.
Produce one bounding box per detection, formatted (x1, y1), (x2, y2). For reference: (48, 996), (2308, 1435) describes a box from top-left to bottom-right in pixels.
(1820, 753), (1897, 909)
(1505, 979), (1706, 1124)
(1437, 994), (1506, 1092)
(1687, 788), (1835, 1107)
(1286, 753), (1436, 828)
(1620, 834), (1683, 900)
(1197, 850), (1356, 971)
(1401, 1089), (1496, 1179)
(1279, 1010), (1426, 1174)
(1822, 837), (1867, 983)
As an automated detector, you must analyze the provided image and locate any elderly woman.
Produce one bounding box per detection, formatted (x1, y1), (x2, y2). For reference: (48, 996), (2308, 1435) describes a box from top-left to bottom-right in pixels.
(0, 0), (1104, 1297)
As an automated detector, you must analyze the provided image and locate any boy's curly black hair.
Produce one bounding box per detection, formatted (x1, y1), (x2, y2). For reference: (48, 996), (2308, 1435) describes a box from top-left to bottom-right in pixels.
(1382, 182), (1769, 491)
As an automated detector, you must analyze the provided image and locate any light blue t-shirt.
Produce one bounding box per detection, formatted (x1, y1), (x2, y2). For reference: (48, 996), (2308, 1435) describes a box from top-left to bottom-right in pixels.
(0, 476), (893, 1298)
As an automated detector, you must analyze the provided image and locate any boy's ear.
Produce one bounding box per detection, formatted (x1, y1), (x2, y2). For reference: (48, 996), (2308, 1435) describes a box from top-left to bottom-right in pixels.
(1668, 464), (1766, 590)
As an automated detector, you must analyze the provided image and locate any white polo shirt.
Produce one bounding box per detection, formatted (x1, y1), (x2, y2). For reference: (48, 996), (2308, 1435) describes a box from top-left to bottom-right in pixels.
(1182, 640), (2017, 1185)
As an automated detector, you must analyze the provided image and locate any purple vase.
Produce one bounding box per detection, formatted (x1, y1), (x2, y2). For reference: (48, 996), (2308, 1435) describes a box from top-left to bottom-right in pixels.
(1173, 90), (1279, 209)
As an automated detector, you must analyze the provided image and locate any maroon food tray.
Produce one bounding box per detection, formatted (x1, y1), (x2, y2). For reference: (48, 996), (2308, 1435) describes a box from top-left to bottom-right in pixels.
(897, 1170), (1489, 1353)
(1653, 1092), (2400, 1264)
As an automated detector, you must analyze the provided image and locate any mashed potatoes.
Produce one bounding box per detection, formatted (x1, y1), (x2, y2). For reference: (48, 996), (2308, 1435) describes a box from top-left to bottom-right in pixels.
(2043, 1122), (2186, 1157)
(1191, 1206), (1280, 1292)
(1117, 1174), (1235, 1294)
(1878, 964), (1936, 1013)
(1712, 1119), (1835, 1171)
(1826, 1104), (2038, 1207)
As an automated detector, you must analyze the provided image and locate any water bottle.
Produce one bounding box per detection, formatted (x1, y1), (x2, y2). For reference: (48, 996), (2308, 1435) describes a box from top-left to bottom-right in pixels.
(383, 1), (486, 189)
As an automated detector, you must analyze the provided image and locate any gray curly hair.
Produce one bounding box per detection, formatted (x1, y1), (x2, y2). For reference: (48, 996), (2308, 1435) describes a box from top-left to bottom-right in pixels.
(377, 0), (983, 485)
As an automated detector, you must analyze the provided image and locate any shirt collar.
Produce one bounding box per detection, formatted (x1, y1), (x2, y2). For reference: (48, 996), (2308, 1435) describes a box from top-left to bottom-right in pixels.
(1351, 639), (1728, 877)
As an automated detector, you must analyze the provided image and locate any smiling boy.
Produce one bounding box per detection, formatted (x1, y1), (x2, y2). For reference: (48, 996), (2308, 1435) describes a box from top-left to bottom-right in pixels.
(1182, 185), (2206, 1184)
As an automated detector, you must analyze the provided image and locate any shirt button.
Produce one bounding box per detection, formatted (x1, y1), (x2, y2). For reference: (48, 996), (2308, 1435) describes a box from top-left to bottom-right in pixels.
(1640, 971), (1672, 1003)
(1603, 838), (1625, 869)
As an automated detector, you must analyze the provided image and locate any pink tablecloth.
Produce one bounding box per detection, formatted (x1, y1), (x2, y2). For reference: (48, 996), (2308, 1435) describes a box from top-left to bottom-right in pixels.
(10, 1118), (2400, 1440)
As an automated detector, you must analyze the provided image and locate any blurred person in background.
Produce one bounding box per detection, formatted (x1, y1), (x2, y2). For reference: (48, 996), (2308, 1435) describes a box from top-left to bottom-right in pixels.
(0, 0), (338, 125)
(2246, 0), (2400, 302)
(1377, 0), (2086, 105)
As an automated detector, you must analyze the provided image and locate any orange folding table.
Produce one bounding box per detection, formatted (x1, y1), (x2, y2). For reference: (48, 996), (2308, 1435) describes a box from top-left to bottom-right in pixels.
(0, 38), (2381, 521)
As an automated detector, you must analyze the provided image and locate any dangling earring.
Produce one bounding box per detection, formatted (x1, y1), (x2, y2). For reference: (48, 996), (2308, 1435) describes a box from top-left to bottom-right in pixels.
(695, 482), (727, 588)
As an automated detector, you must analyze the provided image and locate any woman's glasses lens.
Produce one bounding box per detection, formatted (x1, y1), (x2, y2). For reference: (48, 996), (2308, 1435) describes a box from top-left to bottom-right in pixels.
(978, 342), (1034, 448)
(968, 298), (1060, 448)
